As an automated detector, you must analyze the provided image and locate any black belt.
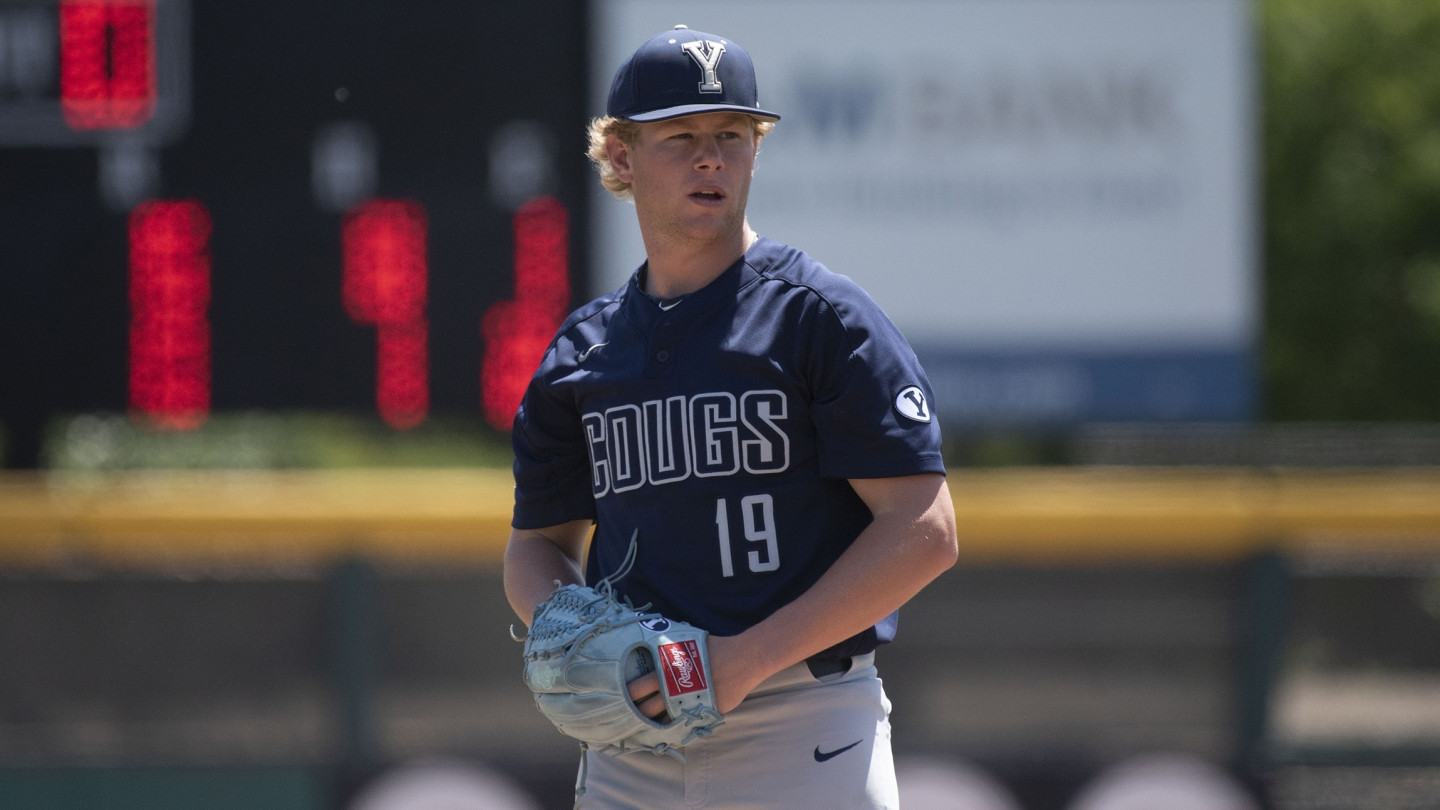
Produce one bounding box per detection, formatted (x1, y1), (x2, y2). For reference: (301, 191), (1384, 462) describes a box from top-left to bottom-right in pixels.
(806, 656), (852, 679)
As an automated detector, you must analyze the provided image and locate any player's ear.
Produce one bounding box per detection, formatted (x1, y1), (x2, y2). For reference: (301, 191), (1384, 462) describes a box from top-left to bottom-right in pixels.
(606, 135), (634, 184)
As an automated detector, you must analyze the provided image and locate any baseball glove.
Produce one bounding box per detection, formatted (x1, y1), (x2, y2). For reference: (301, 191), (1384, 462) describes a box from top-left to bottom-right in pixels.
(518, 540), (724, 760)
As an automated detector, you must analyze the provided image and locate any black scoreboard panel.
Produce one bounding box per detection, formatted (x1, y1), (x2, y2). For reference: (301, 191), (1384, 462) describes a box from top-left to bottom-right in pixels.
(0, 0), (591, 467)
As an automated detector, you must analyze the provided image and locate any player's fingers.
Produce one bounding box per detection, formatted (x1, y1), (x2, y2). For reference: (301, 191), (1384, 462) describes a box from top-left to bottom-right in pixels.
(626, 673), (669, 721)
(636, 692), (669, 721)
(627, 672), (658, 702)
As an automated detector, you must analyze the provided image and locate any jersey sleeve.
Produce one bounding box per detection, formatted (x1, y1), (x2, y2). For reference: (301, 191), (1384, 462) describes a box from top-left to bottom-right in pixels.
(806, 279), (946, 481)
(509, 348), (599, 530)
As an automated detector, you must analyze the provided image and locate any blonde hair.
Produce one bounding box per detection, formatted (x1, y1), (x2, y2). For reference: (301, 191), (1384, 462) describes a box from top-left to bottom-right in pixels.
(586, 115), (776, 201)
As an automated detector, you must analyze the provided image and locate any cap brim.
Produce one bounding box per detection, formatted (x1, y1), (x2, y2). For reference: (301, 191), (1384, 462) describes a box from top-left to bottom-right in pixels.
(625, 103), (781, 123)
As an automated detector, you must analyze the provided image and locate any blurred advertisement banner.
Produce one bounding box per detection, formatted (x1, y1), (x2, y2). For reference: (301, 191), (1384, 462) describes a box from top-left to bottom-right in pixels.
(591, 0), (1257, 424)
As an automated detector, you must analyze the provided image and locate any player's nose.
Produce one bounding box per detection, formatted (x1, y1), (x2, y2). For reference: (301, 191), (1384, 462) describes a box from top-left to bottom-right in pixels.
(692, 136), (725, 170)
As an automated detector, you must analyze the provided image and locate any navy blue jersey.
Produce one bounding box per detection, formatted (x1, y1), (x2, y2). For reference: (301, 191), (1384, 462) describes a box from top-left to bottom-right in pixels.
(511, 237), (944, 659)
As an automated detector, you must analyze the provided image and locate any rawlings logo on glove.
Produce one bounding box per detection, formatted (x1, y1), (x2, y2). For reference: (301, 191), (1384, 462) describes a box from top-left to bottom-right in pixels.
(517, 535), (724, 762)
(659, 640), (707, 694)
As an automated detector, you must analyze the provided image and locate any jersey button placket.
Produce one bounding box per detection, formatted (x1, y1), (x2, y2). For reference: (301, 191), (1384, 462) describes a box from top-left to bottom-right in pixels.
(645, 317), (678, 377)
(644, 342), (677, 378)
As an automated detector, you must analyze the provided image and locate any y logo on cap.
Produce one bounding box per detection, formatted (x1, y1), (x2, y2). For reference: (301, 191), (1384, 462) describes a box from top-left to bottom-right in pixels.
(680, 40), (726, 93)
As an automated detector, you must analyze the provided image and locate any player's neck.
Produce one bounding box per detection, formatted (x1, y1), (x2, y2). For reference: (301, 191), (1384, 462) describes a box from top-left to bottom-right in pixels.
(642, 223), (757, 300)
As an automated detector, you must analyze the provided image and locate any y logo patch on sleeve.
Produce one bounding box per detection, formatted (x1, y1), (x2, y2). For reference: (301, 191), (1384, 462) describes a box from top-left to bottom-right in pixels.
(894, 385), (932, 423)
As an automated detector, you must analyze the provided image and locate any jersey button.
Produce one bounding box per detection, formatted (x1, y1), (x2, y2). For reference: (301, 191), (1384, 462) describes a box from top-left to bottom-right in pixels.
(655, 350), (671, 362)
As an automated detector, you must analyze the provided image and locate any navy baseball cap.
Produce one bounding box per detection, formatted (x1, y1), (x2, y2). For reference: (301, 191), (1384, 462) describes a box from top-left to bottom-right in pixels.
(607, 25), (780, 123)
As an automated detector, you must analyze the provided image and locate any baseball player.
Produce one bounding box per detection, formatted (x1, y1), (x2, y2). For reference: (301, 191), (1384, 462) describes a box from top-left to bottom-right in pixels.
(503, 25), (958, 809)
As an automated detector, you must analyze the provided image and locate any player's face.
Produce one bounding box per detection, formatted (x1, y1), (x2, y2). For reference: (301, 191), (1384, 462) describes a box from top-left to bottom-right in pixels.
(612, 112), (758, 248)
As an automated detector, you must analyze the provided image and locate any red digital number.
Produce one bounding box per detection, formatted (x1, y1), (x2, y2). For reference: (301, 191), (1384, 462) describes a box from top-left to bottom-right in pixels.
(342, 199), (430, 430)
(123, 195), (563, 431)
(481, 196), (570, 430)
(129, 200), (212, 430)
(59, 0), (157, 130)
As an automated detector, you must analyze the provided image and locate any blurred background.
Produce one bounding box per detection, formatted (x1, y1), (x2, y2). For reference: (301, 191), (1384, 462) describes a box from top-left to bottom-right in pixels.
(2, 0), (1439, 808)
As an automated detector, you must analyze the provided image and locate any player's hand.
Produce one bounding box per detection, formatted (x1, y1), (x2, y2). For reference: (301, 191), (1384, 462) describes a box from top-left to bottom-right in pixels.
(625, 634), (773, 719)
(705, 634), (774, 715)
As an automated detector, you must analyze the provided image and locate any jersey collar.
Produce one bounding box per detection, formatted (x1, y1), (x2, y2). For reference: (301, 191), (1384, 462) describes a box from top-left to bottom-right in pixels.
(623, 237), (779, 327)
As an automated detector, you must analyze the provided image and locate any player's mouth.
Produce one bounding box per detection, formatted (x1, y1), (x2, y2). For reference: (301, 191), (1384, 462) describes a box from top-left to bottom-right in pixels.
(689, 188), (726, 203)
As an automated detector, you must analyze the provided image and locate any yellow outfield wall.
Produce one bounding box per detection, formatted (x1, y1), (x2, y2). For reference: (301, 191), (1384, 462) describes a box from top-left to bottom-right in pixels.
(1, 467), (1438, 567)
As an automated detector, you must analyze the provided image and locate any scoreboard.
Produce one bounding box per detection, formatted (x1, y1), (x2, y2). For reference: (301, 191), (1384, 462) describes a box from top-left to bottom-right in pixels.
(0, 0), (591, 467)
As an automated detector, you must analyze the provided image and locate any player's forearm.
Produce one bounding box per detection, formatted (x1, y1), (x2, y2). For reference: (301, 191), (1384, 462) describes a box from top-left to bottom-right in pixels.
(503, 526), (589, 626)
(763, 505), (955, 662)
(725, 476), (958, 688)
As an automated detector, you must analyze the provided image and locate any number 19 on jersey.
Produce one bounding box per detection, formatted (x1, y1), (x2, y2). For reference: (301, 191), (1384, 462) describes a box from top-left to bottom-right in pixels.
(715, 495), (780, 577)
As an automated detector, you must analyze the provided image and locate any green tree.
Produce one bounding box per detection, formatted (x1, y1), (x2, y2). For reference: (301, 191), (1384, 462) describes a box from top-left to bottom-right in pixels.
(1263, 0), (1440, 419)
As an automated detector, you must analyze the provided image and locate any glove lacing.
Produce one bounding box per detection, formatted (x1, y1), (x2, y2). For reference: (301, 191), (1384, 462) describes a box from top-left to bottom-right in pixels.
(524, 531), (665, 807)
